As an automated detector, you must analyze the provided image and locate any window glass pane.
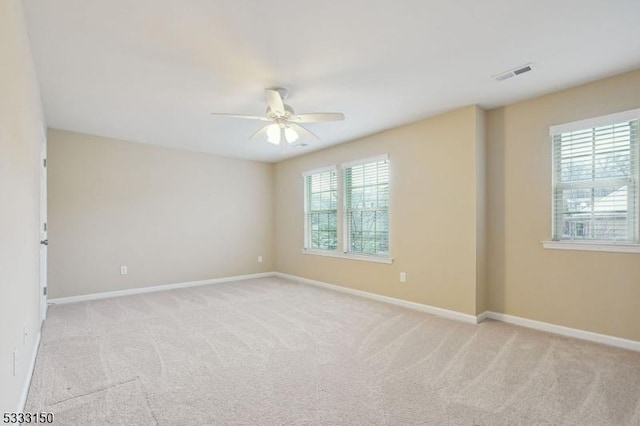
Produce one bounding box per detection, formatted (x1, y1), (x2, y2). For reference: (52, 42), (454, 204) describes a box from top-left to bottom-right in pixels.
(561, 156), (592, 182)
(376, 211), (389, 232)
(310, 213), (320, 231)
(350, 188), (363, 208)
(594, 151), (630, 179)
(310, 193), (321, 211)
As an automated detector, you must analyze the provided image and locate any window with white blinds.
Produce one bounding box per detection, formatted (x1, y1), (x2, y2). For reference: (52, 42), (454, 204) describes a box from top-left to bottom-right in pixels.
(551, 110), (639, 243)
(304, 168), (338, 251)
(344, 157), (389, 257)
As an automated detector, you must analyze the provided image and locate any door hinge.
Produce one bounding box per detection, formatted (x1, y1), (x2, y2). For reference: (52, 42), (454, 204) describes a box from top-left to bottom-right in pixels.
(43, 287), (47, 296)
(43, 222), (47, 232)
(43, 158), (47, 168)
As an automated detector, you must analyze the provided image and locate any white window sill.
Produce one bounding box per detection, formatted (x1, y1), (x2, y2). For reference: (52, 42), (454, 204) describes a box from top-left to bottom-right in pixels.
(542, 241), (640, 254)
(301, 249), (394, 264)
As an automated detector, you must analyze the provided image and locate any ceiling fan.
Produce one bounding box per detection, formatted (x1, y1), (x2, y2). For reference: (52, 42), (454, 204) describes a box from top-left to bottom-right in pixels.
(211, 88), (345, 145)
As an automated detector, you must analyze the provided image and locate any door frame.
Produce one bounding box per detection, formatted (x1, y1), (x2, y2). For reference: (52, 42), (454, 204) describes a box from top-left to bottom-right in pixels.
(39, 125), (47, 322)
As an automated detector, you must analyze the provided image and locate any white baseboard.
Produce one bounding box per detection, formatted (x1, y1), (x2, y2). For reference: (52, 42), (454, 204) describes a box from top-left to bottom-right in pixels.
(48, 272), (276, 305)
(481, 311), (640, 352)
(275, 272), (480, 324)
(476, 310), (490, 323)
(18, 332), (41, 412)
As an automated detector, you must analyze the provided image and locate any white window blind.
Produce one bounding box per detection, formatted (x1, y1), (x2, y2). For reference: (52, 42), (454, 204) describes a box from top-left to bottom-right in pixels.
(344, 158), (389, 256)
(304, 169), (338, 251)
(551, 115), (639, 242)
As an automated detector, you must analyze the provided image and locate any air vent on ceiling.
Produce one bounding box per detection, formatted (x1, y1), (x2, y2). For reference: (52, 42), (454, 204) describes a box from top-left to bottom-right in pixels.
(493, 63), (534, 81)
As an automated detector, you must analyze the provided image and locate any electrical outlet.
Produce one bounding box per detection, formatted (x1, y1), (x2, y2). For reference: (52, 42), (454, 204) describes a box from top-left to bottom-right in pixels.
(400, 272), (407, 283)
(257, 256), (263, 263)
(120, 265), (128, 275)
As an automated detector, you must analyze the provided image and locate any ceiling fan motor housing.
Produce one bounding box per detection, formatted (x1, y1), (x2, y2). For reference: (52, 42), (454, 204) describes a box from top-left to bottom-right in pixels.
(266, 104), (294, 119)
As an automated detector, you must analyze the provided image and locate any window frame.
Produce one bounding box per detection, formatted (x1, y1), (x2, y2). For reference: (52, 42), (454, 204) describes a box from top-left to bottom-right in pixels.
(302, 166), (338, 253)
(544, 108), (640, 253)
(301, 155), (393, 264)
(342, 155), (390, 259)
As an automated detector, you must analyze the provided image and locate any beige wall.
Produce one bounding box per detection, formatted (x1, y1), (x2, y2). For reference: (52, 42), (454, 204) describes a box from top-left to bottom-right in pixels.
(0, 0), (45, 412)
(487, 69), (640, 341)
(47, 130), (274, 298)
(275, 106), (486, 316)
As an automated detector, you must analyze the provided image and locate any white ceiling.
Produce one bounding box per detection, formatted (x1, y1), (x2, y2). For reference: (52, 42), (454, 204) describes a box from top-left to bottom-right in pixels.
(23, 0), (640, 162)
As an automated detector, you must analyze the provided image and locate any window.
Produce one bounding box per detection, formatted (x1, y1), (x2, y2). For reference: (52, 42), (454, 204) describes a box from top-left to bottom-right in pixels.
(344, 157), (389, 257)
(304, 168), (337, 251)
(302, 155), (392, 262)
(550, 109), (639, 244)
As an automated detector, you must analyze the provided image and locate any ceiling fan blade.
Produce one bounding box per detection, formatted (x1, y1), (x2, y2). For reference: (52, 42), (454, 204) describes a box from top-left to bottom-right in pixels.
(265, 89), (285, 115)
(288, 122), (319, 140)
(211, 113), (269, 121)
(289, 113), (345, 122)
(249, 124), (271, 139)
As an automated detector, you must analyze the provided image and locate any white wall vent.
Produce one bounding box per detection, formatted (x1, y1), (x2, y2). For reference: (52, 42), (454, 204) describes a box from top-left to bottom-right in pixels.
(493, 63), (534, 81)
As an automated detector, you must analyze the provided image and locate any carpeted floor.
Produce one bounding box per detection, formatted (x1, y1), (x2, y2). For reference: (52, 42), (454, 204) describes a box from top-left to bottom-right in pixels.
(26, 276), (640, 425)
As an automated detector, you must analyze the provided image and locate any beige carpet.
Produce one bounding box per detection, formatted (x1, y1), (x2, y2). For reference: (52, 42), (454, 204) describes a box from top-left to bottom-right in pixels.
(26, 276), (640, 425)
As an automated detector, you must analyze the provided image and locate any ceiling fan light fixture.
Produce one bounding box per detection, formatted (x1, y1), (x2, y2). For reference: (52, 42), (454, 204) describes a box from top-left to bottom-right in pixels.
(266, 123), (281, 144)
(284, 127), (299, 143)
